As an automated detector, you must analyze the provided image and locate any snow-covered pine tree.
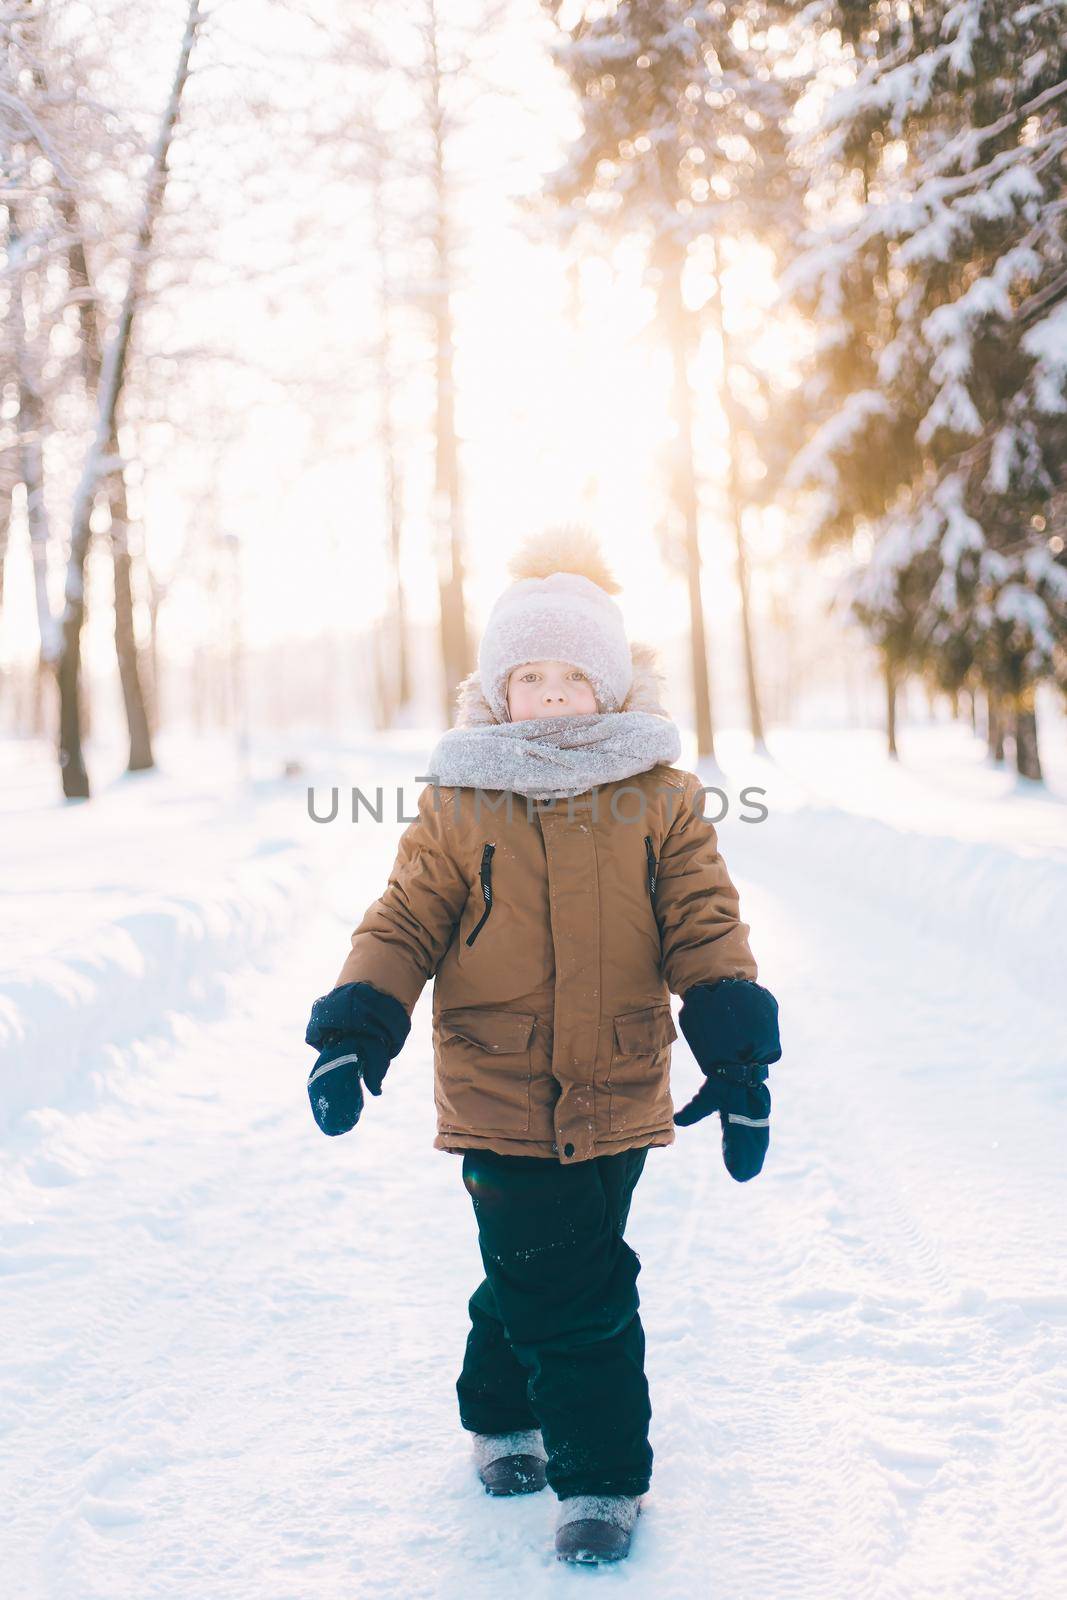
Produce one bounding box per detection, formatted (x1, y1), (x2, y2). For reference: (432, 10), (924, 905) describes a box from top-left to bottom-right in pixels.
(539, 0), (803, 756)
(783, 1), (1067, 777)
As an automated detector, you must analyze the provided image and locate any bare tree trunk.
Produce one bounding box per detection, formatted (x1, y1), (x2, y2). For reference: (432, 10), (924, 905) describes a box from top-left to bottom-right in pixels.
(885, 653), (898, 759)
(0, 472), (12, 715)
(57, 0), (202, 798)
(708, 242), (765, 752)
(5, 18), (59, 730)
(987, 688), (1005, 761)
(109, 468), (154, 770)
(1, 374), (14, 684)
(969, 686), (977, 733)
(431, 240), (470, 723)
(146, 578), (163, 734)
(428, 39), (470, 730)
(370, 167), (410, 719)
(13, 264), (60, 672)
(21, 369), (59, 747)
(65, 210), (155, 775)
(192, 645), (206, 735)
(1014, 694), (1042, 781)
(433, 301), (469, 729)
(658, 237), (714, 759)
(371, 617), (391, 732)
(0, 487), (9, 638)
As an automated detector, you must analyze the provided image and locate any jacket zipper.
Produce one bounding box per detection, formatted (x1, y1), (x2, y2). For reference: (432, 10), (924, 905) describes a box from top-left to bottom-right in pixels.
(644, 834), (658, 903)
(465, 842), (496, 946)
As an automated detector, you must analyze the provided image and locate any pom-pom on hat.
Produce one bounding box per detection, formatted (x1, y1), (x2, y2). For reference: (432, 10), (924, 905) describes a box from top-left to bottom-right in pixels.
(478, 526), (634, 722)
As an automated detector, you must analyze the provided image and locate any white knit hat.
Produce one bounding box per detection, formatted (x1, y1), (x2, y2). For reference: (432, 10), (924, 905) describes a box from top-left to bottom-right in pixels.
(477, 527), (633, 723)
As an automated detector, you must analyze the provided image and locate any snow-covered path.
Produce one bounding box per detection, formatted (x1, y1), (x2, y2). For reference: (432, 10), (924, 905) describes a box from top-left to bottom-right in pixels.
(4, 726), (1066, 1599)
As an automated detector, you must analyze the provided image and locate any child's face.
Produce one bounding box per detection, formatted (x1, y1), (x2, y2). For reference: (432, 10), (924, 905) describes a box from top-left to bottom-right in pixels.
(506, 659), (599, 721)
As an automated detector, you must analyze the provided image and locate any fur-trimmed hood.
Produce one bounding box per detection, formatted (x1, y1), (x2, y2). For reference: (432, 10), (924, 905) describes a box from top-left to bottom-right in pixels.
(453, 639), (672, 729)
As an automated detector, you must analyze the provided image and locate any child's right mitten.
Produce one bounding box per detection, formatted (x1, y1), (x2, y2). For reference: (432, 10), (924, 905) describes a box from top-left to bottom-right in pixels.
(673, 977), (781, 1182)
(304, 981), (410, 1137)
(672, 1065), (772, 1181)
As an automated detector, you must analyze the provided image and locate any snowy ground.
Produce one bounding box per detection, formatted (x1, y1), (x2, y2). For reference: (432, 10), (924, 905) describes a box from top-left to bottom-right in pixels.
(3, 716), (1066, 1599)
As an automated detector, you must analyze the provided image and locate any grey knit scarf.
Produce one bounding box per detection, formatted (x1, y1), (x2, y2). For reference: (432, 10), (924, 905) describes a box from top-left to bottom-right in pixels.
(426, 711), (683, 800)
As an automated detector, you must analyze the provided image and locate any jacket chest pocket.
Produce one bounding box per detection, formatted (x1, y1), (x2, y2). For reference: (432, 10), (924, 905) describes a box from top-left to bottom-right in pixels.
(643, 835), (658, 905)
(464, 843), (496, 947)
(607, 1004), (677, 1134)
(435, 1007), (536, 1135)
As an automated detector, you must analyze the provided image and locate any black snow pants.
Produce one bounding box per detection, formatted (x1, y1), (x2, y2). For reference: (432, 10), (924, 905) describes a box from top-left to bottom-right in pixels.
(455, 1144), (653, 1500)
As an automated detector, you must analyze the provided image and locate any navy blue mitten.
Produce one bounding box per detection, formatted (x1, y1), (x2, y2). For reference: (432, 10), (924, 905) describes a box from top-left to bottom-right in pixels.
(305, 982), (411, 1137)
(674, 978), (782, 1182)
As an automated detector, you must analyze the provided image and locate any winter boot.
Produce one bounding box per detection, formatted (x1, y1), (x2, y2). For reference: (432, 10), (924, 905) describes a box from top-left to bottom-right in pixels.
(471, 1428), (548, 1496)
(554, 1493), (642, 1564)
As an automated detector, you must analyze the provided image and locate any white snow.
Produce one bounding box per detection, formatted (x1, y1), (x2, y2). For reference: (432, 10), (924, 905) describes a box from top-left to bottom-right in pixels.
(784, 388), (891, 492)
(3, 713), (1066, 1598)
(1022, 302), (1067, 415)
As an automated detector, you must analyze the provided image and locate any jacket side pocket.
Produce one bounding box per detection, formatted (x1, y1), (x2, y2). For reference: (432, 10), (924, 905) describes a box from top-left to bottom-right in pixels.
(435, 1006), (536, 1135)
(607, 1003), (677, 1135)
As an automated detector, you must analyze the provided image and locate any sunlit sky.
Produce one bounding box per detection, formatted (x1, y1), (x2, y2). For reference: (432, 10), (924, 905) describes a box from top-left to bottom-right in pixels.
(2, 0), (811, 675)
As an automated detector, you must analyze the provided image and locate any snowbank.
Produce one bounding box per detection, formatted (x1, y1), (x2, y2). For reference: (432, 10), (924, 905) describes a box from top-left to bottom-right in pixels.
(0, 845), (316, 1135)
(745, 803), (1064, 1005)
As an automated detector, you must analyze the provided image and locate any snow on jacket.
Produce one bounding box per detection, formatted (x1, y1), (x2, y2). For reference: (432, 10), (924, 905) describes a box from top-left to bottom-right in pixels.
(333, 644), (759, 1165)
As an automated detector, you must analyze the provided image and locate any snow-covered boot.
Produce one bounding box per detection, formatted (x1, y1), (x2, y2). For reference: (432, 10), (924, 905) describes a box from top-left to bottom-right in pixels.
(554, 1493), (642, 1564)
(471, 1428), (548, 1496)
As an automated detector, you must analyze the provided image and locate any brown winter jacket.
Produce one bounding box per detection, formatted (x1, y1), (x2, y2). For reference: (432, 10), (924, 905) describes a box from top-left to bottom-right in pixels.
(333, 646), (760, 1165)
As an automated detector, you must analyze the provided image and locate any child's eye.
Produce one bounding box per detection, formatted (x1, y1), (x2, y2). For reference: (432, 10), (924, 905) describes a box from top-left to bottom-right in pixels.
(517, 669), (585, 684)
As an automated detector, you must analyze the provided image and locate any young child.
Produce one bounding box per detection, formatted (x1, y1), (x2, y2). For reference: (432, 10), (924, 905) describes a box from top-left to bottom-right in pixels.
(304, 528), (781, 1565)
